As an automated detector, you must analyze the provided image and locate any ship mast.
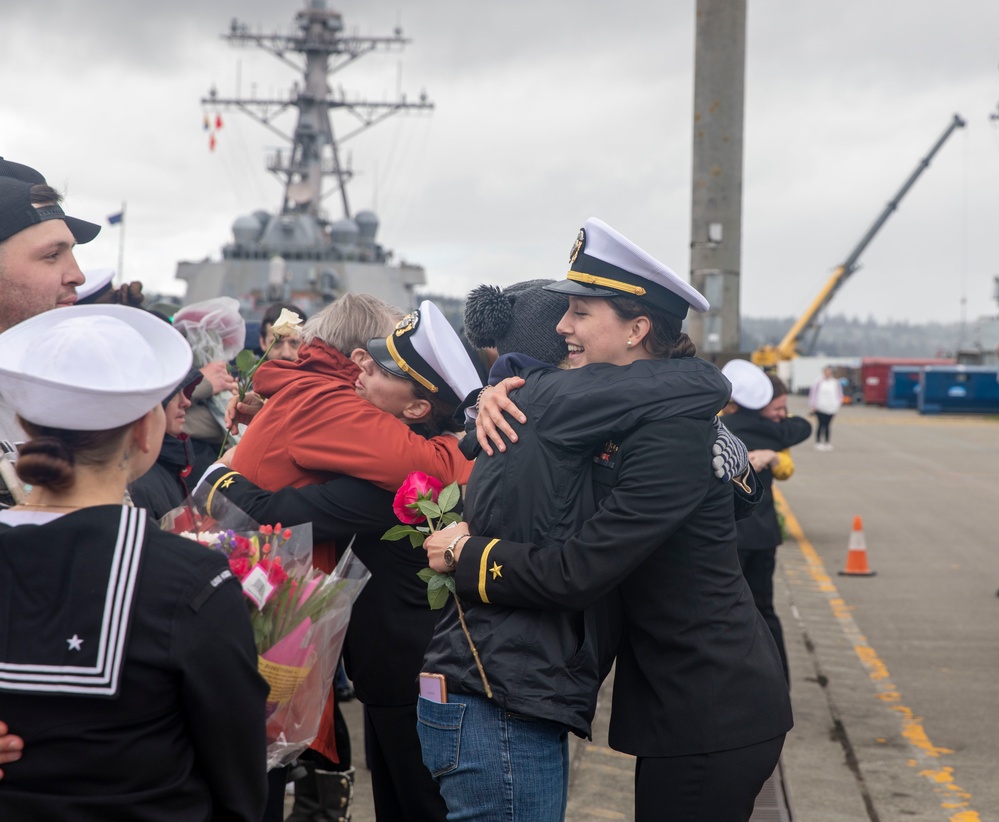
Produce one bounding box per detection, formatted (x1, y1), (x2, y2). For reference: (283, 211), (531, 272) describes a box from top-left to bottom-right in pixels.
(203, 0), (433, 221)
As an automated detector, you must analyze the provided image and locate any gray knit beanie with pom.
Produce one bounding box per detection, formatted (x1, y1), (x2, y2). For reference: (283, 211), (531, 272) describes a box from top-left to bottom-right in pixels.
(463, 279), (569, 366)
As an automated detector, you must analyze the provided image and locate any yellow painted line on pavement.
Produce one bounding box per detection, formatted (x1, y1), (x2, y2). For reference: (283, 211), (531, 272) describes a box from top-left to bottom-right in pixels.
(775, 488), (981, 822)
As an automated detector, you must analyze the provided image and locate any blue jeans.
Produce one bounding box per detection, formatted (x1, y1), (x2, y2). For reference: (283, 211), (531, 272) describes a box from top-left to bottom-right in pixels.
(417, 692), (570, 821)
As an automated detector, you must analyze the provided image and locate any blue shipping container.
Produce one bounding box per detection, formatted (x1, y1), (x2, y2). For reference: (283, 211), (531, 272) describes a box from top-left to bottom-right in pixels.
(917, 365), (999, 414)
(886, 366), (924, 409)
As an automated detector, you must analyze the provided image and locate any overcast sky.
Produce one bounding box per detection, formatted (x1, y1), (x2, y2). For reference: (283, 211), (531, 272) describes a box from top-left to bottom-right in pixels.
(4, 1), (999, 325)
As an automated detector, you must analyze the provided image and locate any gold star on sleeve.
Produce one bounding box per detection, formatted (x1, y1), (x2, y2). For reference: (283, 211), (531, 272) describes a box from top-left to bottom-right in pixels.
(490, 561), (503, 580)
(220, 476), (236, 489)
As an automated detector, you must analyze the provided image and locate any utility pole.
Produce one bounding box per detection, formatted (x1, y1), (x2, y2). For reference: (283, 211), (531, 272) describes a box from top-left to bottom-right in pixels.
(687, 0), (747, 359)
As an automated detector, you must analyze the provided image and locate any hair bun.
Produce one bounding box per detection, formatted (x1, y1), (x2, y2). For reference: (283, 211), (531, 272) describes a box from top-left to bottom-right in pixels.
(15, 435), (75, 491)
(463, 284), (513, 349)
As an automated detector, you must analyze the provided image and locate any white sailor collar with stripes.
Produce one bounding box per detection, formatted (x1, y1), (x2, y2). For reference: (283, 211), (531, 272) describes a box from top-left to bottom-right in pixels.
(0, 505), (147, 697)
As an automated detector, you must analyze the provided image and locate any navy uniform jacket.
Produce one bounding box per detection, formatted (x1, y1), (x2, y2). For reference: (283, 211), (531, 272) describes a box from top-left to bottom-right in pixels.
(0, 505), (268, 821)
(423, 356), (736, 738)
(201, 466), (440, 707)
(723, 411), (812, 552)
(453, 415), (793, 758)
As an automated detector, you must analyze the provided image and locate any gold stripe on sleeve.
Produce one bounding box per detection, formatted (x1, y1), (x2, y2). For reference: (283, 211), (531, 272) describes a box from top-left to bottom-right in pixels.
(206, 471), (240, 517)
(477, 539), (501, 603)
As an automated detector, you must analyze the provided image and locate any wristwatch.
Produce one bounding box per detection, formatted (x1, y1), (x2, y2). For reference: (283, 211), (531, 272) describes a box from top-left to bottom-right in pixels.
(444, 533), (466, 569)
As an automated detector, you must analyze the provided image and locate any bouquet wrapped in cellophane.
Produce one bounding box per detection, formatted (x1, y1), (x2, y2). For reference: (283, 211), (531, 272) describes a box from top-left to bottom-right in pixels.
(159, 483), (370, 769)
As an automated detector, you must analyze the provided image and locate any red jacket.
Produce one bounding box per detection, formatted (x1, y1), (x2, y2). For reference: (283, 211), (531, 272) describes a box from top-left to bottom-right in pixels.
(233, 342), (471, 503)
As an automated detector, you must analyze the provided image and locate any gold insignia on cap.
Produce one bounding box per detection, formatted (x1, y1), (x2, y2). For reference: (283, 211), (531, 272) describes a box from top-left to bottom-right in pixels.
(490, 562), (503, 580)
(394, 311), (418, 337)
(569, 228), (585, 264)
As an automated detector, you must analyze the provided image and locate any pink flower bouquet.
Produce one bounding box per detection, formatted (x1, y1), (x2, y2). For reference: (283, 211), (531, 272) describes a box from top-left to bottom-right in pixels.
(159, 487), (370, 769)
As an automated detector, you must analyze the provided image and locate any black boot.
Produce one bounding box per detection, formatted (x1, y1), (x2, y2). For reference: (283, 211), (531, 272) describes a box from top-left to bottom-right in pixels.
(285, 759), (322, 822)
(315, 767), (354, 822)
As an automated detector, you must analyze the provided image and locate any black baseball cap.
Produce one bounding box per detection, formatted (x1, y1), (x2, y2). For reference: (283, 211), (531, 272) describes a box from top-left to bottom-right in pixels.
(0, 157), (46, 184)
(0, 163), (100, 245)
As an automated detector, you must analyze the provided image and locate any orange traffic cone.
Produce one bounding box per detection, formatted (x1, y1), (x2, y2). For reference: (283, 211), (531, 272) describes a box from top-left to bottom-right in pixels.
(839, 515), (876, 576)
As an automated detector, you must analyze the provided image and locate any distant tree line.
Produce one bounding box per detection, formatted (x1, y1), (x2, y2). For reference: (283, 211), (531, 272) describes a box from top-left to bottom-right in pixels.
(739, 314), (990, 358)
(422, 293), (993, 360)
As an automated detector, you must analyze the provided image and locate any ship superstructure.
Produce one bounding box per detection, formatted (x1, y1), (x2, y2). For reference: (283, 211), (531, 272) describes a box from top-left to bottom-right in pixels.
(175, 0), (433, 316)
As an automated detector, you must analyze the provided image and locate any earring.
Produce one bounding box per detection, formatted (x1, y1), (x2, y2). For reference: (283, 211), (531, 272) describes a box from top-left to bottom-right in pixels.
(626, 340), (633, 347)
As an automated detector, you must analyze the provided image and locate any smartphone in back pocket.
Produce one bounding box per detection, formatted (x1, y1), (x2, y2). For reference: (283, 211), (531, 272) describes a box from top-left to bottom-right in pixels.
(419, 672), (447, 703)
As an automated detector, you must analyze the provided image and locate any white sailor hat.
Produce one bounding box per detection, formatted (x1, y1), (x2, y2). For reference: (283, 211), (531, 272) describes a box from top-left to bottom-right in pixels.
(0, 304), (193, 430)
(721, 358), (774, 411)
(545, 217), (709, 319)
(77, 267), (116, 304)
(366, 300), (483, 407)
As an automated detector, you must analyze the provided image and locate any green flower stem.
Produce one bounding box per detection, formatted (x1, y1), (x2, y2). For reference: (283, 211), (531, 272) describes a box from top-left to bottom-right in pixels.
(426, 518), (492, 699)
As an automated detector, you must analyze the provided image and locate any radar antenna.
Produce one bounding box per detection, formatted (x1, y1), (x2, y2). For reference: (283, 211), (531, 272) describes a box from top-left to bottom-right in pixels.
(203, 0), (433, 220)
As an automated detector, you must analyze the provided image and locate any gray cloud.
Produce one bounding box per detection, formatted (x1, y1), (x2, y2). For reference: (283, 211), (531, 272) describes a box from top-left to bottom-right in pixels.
(3, 0), (998, 325)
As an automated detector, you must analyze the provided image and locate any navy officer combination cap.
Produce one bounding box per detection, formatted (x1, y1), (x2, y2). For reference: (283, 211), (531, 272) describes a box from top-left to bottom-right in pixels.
(0, 159), (100, 245)
(366, 300), (483, 407)
(544, 217), (709, 319)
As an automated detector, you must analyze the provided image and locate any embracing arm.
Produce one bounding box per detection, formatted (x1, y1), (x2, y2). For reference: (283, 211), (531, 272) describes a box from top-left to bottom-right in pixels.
(286, 397), (472, 490)
(474, 357), (730, 454)
(777, 415), (813, 449)
(203, 466), (393, 542)
(727, 412), (812, 452)
(450, 417), (717, 610)
(522, 358), (732, 451)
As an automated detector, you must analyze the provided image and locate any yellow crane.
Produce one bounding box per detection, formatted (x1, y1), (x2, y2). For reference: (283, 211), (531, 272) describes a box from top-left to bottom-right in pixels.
(752, 114), (966, 369)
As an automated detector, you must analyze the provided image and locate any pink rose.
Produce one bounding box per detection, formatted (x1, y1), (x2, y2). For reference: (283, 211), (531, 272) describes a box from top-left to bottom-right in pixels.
(392, 471), (444, 524)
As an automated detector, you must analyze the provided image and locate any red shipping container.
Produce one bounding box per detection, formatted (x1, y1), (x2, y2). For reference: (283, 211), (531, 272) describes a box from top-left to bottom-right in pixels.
(860, 357), (954, 405)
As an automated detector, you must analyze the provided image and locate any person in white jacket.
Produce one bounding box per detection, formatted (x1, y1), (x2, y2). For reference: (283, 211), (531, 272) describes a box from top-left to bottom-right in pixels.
(809, 366), (844, 450)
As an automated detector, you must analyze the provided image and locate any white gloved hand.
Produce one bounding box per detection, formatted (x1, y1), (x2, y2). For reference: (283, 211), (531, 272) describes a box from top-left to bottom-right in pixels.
(711, 417), (749, 482)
